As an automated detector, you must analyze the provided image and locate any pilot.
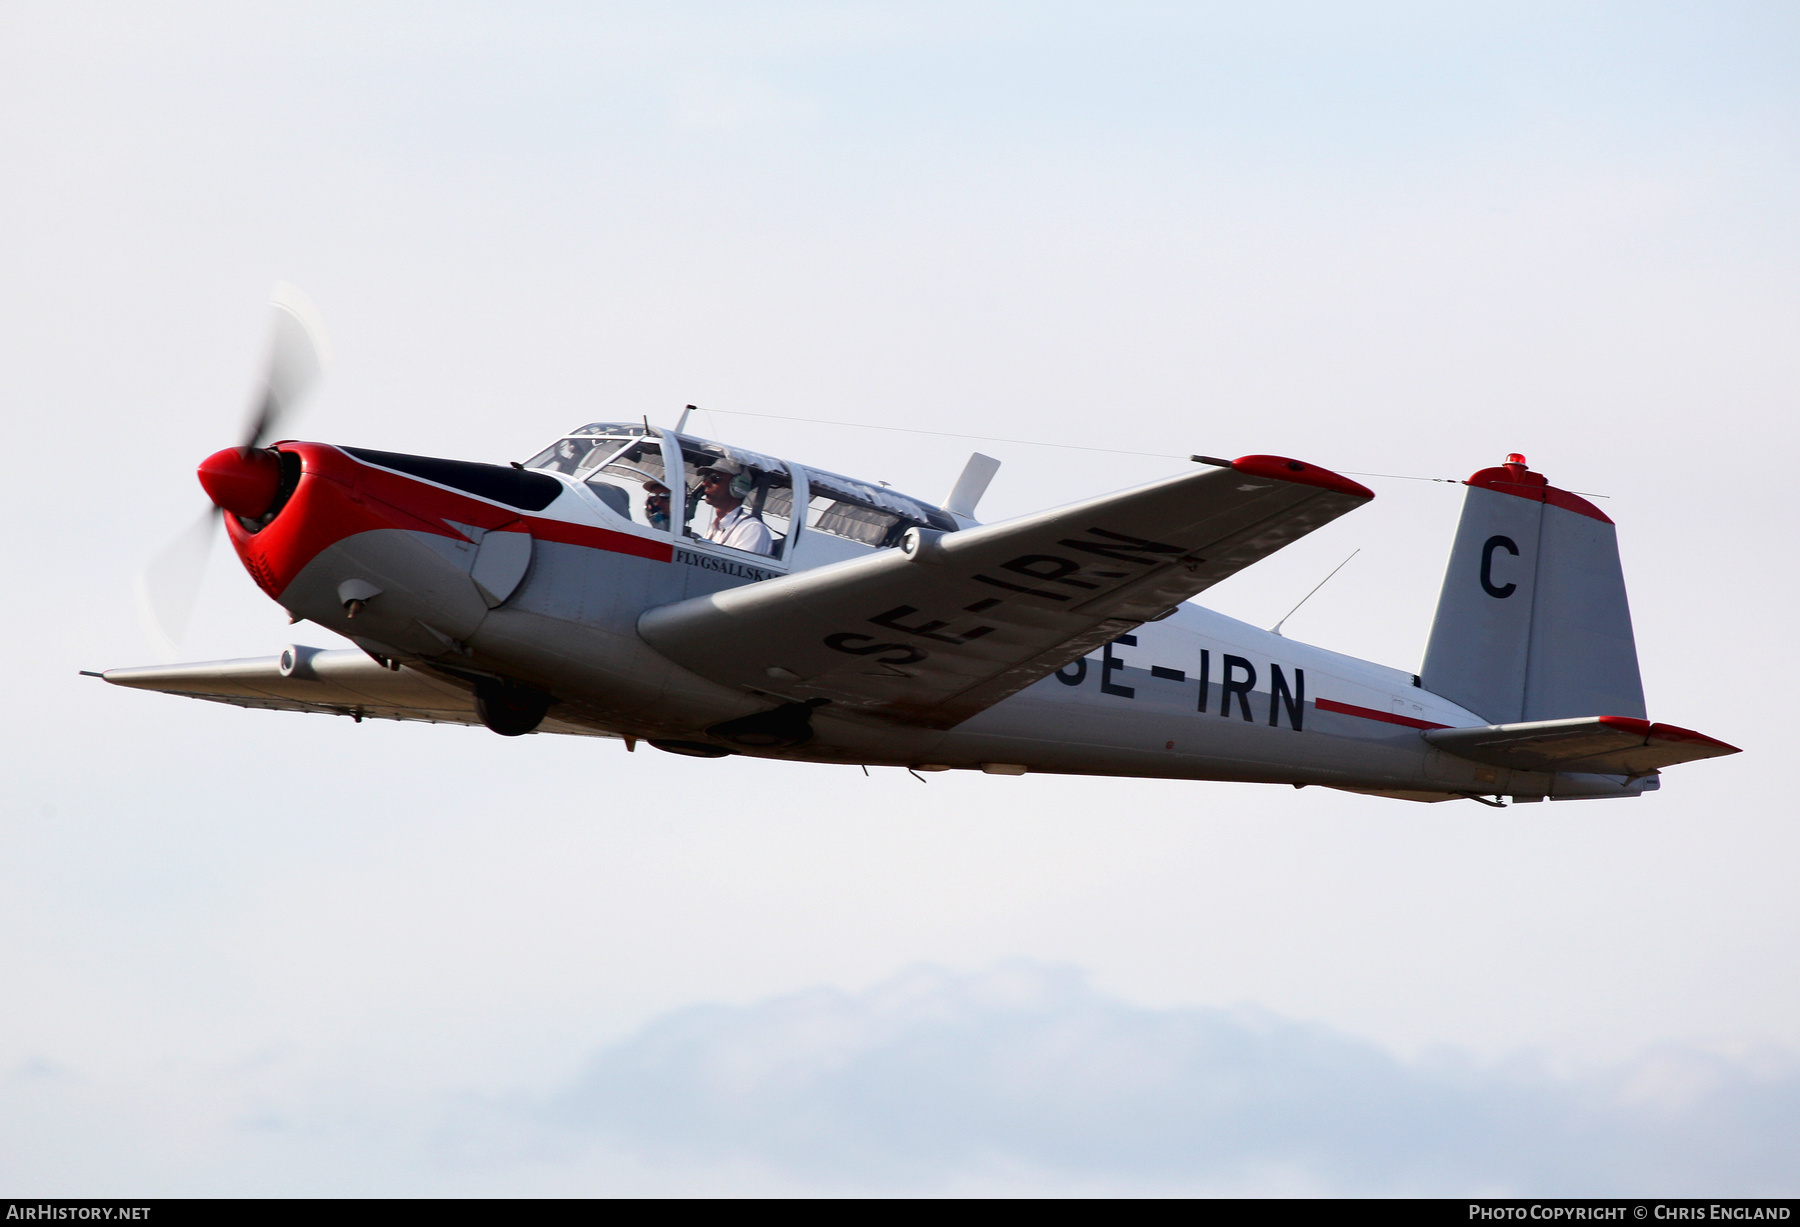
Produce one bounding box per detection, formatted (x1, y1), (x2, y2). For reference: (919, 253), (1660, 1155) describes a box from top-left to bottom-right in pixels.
(695, 459), (773, 555)
(643, 481), (671, 530)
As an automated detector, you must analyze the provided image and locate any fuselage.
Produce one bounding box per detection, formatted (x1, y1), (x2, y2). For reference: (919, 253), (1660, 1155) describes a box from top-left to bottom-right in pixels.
(220, 432), (1647, 801)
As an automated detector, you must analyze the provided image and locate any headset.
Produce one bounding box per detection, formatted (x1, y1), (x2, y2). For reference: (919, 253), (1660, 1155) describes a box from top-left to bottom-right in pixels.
(691, 466), (755, 502)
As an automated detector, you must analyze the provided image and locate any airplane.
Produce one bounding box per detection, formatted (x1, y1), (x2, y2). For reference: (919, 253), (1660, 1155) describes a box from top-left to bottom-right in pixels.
(96, 289), (1738, 806)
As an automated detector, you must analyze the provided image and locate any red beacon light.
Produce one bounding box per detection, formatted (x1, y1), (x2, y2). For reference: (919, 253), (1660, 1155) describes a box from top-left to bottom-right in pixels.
(197, 446), (283, 519)
(1491, 452), (1547, 490)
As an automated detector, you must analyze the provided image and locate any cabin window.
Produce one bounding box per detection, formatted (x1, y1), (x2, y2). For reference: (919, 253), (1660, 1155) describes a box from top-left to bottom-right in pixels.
(527, 423), (958, 559)
(679, 442), (791, 560)
(806, 494), (901, 547)
(584, 439), (671, 531)
(800, 468), (954, 549)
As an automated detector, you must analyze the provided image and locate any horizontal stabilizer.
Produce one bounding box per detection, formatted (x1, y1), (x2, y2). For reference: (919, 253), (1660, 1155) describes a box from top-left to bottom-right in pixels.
(1425, 716), (1739, 776)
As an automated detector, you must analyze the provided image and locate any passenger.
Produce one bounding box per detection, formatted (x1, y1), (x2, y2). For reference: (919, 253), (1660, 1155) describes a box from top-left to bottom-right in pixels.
(549, 440), (582, 474)
(643, 481), (671, 530)
(695, 460), (773, 555)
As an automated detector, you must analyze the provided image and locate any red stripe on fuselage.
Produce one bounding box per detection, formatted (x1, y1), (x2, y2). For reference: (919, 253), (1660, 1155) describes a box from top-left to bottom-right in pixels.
(224, 441), (674, 598)
(1314, 696), (1450, 731)
(526, 514), (672, 561)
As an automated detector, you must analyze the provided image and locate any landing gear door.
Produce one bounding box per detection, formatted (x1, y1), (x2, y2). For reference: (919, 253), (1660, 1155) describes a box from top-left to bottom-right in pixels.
(470, 519), (533, 607)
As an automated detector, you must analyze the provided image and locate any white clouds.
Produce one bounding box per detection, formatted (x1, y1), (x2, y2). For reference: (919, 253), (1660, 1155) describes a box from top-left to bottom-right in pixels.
(8, 962), (1795, 1195)
(666, 71), (821, 134)
(500, 962), (1796, 1194)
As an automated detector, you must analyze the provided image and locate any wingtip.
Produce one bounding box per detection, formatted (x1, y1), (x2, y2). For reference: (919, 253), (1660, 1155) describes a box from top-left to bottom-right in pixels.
(1647, 721), (1741, 756)
(1231, 455), (1374, 500)
(1596, 715), (1741, 757)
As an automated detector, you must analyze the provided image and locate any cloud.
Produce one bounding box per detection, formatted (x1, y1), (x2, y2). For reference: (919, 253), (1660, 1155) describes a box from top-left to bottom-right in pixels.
(6, 961), (1796, 1195)
(482, 962), (1800, 1195)
(666, 70), (820, 133)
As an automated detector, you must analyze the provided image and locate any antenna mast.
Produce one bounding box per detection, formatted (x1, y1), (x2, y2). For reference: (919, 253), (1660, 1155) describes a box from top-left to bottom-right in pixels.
(1270, 550), (1360, 637)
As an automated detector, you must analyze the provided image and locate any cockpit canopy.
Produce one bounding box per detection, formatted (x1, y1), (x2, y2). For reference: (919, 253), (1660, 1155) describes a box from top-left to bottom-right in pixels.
(525, 423), (955, 563)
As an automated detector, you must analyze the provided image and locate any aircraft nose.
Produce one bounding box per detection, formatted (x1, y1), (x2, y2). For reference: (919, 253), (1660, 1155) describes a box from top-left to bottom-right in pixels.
(197, 446), (282, 519)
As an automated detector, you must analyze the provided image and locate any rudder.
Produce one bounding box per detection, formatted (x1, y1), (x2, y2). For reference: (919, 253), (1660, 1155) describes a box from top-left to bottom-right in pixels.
(1420, 454), (1645, 724)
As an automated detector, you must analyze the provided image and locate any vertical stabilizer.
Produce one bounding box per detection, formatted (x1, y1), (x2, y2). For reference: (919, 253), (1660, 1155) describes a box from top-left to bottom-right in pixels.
(1421, 455), (1645, 724)
(945, 452), (1001, 521)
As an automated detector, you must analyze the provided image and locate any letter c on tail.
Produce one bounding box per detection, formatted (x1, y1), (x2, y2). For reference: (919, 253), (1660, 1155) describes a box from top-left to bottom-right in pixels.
(1480, 535), (1519, 598)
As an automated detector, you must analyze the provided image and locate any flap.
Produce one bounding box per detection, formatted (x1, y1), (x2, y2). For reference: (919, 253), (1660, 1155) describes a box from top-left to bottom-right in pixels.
(97, 648), (597, 735)
(1426, 716), (1739, 776)
(639, 456), (1373, 729)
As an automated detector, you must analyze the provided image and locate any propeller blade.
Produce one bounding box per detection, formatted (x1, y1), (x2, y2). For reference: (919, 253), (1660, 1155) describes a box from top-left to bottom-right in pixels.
(136, 284), (329, 653)
(241, 281), (331, 450)
(135, 505), (222, 653)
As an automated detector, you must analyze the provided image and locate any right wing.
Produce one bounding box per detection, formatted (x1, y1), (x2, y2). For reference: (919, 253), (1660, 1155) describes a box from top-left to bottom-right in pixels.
(640, 455), (1373, 729)
(96, 647), (603, 735)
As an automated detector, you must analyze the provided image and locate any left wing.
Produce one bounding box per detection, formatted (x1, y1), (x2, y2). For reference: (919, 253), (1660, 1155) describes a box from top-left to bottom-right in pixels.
(96, 648), (602, 735)
(640, 455), (1373, 729)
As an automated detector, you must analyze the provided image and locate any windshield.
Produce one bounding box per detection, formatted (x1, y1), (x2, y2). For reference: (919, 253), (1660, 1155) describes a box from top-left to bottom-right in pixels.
(525, 422), (656, 477)
(525, 424), (676, 529)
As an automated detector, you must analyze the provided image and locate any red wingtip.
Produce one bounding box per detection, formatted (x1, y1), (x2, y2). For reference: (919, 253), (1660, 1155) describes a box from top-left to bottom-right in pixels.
(1647, 722), (1741, 754)
(1596, 715), (1741, 755)
(1230, 455), (1374, 500)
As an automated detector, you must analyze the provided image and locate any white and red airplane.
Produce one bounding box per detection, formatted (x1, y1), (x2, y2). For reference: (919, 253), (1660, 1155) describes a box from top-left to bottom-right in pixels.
(99, 289), (1737, 805)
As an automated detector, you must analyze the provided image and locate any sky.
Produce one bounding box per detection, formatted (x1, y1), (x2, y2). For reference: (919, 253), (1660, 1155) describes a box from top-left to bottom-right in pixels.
(2, 0), (1797, 1197)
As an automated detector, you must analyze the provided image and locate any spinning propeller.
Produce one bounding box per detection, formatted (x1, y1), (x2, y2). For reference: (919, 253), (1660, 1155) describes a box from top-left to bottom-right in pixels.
(137, 283), (331, 652)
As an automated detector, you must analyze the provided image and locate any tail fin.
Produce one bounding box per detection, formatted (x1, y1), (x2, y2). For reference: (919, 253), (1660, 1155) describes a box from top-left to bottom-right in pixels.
(1420, 454), (1646, 725)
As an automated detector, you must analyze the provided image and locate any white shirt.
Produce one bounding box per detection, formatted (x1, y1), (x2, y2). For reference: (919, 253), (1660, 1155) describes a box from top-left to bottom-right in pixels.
(705, 503), (773, 555)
